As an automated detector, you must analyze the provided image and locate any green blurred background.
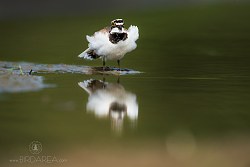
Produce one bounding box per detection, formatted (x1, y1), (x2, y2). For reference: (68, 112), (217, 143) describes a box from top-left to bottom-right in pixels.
(1, 0), (250, 166)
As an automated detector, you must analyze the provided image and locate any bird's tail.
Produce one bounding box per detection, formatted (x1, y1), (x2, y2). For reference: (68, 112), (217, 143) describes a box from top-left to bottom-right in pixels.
(78, 48), (101, 60)
(78, 79), (106, 94)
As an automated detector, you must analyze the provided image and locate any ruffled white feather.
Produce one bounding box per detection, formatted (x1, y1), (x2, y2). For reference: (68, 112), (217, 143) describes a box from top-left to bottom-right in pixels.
(78, 80), (138, 120)
(78, 25), (139, 60)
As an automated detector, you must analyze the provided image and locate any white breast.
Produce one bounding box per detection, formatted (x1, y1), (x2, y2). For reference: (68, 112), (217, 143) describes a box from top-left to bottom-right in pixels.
(86, 25), (139, 60)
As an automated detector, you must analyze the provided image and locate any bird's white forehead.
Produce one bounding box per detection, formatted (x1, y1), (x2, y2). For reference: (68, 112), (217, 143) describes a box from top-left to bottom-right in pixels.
(115, 22), (124, 25)
(111, 19), (124, 25)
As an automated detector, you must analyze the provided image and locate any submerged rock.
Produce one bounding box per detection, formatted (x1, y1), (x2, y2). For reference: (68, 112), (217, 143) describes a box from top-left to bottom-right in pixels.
(0, 61), (141, 75)
(0, 61), (141, 93)
(0, 73), (52, 93)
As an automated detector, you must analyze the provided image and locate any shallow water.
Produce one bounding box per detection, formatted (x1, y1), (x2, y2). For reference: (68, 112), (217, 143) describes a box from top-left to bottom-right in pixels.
(1, 4), (250, 167)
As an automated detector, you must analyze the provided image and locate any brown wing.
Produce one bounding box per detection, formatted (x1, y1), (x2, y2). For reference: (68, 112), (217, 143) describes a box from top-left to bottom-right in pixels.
(98, 26), (111, 34)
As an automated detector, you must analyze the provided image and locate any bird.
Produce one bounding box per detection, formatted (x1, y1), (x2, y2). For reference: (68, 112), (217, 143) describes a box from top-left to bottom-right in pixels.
(78, 79), (138, 133)
(78, 19), (139, 70)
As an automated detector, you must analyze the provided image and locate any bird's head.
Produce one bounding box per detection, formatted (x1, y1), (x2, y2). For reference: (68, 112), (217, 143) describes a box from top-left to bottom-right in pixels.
(109, 102), (127, 120)
(109, 19), (127, 43)
(111, 18), (124, 31)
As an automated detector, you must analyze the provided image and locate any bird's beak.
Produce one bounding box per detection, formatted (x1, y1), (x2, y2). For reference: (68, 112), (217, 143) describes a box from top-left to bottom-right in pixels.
(117, 25), (123, 31)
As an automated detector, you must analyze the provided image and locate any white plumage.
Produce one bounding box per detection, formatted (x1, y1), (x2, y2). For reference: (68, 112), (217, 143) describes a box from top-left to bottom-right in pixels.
(78, 78), (139, 133)
(78, 19), (139, 67)
(78, 79), (138, 120)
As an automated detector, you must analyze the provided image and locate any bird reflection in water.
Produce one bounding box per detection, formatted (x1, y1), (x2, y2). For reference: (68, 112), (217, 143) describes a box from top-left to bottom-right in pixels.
(78, 78), (138, 134)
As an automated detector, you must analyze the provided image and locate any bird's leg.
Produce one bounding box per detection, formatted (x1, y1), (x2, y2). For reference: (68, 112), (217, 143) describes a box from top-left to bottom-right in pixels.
(102, 75), (106, 88)
(117, 75), (120, 84)
(102, 57), (106, 71)
(117, 60), (120, 71)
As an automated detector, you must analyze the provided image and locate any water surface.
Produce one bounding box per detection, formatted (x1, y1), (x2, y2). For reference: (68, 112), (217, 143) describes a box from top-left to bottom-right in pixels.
(1, 4), (250, 167)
